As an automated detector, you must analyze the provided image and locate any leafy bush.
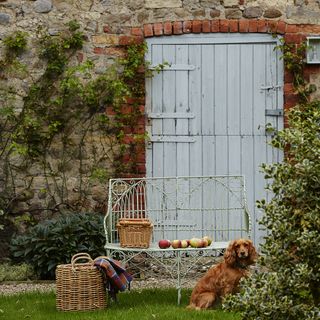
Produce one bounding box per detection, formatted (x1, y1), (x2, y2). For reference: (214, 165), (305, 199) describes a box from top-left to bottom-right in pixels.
(10, 212), (105, 279)
(223, 101), (320, 319)
(0, 262), (34, 281)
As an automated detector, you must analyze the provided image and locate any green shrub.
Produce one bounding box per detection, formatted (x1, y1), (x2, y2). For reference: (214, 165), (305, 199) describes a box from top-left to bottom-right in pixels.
(10, 212), (105, 279)
(223, 101), (320, 319)
(0, 263), (34, 281)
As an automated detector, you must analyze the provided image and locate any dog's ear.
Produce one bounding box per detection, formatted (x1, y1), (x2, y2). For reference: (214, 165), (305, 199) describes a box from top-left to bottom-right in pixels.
(224, 240), (236, 266)
(247, 240), (258, 264)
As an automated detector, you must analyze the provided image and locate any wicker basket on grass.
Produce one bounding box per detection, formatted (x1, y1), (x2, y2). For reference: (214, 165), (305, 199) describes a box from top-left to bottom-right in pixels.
(117, 218), (153, 248)
(56, 253), (106, 311)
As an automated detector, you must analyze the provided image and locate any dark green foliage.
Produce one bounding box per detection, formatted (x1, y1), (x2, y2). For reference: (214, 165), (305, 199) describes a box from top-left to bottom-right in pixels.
(2, 31), (28, 57)
(223, 85), (320, 319)
(10, 213), (105, 279)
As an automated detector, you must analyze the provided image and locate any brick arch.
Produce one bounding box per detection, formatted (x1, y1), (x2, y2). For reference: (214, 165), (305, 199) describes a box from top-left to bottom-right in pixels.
(121, 19), (320, 175)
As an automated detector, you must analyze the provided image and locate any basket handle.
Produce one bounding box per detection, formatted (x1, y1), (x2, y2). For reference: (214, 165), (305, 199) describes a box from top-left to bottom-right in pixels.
(71, 253), (93, 267)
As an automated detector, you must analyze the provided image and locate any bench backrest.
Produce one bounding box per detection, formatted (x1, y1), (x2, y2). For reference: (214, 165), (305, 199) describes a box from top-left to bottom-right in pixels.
(104, 176), (251, 244)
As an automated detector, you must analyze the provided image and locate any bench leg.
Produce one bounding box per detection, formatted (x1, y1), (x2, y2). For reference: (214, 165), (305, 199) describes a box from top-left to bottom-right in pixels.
(177, 250), (181, 305)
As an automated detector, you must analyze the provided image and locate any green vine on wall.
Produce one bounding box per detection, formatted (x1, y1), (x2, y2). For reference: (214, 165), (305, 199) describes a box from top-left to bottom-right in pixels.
(276, 39), (316, 101)
(0, 21), (149, 231)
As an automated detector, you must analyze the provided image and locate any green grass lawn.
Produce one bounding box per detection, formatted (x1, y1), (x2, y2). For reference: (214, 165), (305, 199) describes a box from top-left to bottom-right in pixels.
(0, 288), (241, 320)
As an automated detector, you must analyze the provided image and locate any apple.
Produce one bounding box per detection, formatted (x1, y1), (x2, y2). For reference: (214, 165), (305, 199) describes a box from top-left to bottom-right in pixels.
(180, 240), (189, 248)
(203, 236), (212, 246)
(171, 239), (181, 249)
(158, 239), (171, 249)
(202, 238), (209, 247)
(189, 237), (202, 248)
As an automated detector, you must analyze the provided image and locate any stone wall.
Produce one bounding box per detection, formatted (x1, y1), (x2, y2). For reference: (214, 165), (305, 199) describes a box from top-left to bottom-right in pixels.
(1, 0), (320, 234)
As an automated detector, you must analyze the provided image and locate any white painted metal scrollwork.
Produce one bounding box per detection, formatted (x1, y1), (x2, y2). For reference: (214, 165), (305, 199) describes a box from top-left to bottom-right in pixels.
(103, 175), (251, 304)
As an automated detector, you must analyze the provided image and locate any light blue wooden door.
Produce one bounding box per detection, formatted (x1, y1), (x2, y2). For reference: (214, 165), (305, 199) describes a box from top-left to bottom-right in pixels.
(146, 34), (283, 246)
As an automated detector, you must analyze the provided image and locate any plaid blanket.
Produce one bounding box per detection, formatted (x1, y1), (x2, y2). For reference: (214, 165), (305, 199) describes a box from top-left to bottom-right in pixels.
(94, 257), (132, 300)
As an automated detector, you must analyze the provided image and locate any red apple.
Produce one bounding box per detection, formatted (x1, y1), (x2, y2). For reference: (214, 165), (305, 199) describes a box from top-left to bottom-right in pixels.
(158, 239), (171, 249)
(180, 240), (189, 248)
(202, 238), (209, 247)
(203, 236), (212, 246)
(171, 239), (181, 249)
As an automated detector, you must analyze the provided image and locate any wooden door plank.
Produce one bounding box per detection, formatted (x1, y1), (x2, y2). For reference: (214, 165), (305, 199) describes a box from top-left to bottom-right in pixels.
(240, 45), (254, 136)
(214, 46), (228, 136)
(175, 45), (189, 135)
(163, 45), (176, 135)
(189, 44), (202, 136)
(253, 44), (266, 137)
(254, 135), (267, 244)
(201, 45), (215, 135)
(227, 44), (241, 136)
(151, 44), (164, 135)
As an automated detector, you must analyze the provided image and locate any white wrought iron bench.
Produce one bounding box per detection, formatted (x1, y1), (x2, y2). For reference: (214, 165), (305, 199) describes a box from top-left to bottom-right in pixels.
(104, 175), (251, 304)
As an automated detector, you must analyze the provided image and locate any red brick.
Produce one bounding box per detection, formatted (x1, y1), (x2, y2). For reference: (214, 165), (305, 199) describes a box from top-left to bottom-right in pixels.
(284, 33), (303, 44)
(229, 20), (238, 32)
(153, 23), (164, 36)
(103, 25), (111, 33)
(284, 70), (294, 83)
(131, 27), (143, 36)
(300, 24), (320, 33)
(119, 35), (143, 45)
(192, 20), (202, 33)
(284, 93), (299, 105)
(284, 83), (294, 94)
(202, 20), (211, 33)
(257, 20), (268, 33)
(248, 19), (258, 32)
(183, 20), (192, 33)
(267, 21), (278, 33)
(304, 65), (320, 75)
(286, 24), (298, 34)
(211, 20), (220, 32)
(220, 19), (229, 32)
(239, 20), (249, 32)
(120, 105), (133, 114)
(104, 47), (126, 57)
(136, 164), (146, 174)
(132, 125), (145, 134)
(93, 47), (105, 54)
(126, 97), (145, 105)
(163, 21), (173, 35)
(123, 135), (135, 144)
(173, 21), (183, 34)
(277, 21), (286, 34)
(143, 24), (153, 37)
(105, 106), (116, 116)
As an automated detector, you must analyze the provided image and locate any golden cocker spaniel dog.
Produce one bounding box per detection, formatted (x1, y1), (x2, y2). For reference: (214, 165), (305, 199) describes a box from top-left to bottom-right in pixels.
(188, 239), (257, 310)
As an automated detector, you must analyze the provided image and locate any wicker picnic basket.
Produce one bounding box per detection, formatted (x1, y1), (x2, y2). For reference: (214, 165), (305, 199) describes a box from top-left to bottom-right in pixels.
(56, 253), (106, 311)
(117, 218), (153, 248)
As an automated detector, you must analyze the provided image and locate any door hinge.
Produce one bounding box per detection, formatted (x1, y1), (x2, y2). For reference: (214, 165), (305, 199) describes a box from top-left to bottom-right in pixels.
(149, 136), (195, 143)
(148, 113), (195, 119)
(261, 84), (282, 91)
(265, 109), (283, 116)
(149, 64), (195, 71)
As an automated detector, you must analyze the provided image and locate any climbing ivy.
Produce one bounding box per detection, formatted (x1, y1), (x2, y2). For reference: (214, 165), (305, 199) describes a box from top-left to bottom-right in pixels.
(0, 21), (149, 233)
